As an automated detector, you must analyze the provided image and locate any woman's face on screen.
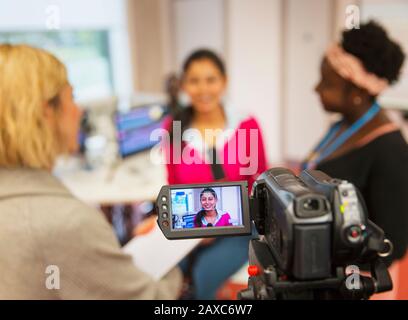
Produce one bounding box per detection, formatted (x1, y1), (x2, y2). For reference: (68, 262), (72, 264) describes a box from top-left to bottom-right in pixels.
(200, 192), (217, 211)
(182, 58), (227, 114)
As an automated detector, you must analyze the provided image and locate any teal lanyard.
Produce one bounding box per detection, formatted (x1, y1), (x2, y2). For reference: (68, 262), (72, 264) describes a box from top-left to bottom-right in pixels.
(303, 102), (381, 170)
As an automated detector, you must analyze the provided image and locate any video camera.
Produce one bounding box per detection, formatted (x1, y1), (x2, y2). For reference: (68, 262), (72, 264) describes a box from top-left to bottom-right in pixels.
(156, 168), (393, 300)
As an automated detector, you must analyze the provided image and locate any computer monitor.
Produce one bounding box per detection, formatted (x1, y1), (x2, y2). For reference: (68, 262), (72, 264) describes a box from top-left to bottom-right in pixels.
(115, 104), (168, 157)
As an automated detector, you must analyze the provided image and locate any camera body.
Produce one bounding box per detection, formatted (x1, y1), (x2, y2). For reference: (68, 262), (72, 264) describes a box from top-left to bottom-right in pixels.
(156, 168), (392, 299)
(251, 168), (333, 280)
(250, 168), (375, 281)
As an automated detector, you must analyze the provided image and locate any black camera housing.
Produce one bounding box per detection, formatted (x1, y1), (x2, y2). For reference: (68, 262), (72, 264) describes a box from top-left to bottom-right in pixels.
(156, 168), (393, 299)
(251, 168), (333, 280)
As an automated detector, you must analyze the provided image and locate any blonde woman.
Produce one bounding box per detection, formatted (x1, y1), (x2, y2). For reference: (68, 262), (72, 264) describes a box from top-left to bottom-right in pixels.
(0, 44), (181, 299)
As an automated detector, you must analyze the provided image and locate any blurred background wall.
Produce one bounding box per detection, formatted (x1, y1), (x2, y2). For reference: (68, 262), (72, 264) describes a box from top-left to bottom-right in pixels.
(1, 0), (407, 163)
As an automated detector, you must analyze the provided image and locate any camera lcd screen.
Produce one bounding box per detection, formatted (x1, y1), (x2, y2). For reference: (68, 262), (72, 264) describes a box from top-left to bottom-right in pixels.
(170, 185), (244, 229)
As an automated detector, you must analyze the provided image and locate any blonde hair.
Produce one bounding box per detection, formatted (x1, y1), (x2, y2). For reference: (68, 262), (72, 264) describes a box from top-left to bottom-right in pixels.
(0, 44), (69, 169)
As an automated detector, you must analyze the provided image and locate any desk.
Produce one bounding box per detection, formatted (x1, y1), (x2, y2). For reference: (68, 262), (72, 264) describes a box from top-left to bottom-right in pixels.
(55, 151), (167, 205)
(54, 151), (168, 244)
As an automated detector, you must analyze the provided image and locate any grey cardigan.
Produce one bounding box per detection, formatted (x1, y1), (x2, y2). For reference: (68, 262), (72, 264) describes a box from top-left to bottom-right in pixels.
(0, 168), (182, 299)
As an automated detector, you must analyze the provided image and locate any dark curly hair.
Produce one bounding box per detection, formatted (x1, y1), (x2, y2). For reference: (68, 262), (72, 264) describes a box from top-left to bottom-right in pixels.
(341, 20), (405, 85)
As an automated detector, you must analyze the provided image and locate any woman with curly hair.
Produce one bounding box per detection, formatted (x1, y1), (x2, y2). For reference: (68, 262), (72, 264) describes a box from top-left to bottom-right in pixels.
(303, 21), (408, 265)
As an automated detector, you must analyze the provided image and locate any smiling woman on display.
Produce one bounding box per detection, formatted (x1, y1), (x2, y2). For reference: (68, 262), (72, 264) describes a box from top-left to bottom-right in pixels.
(194, 188), (232, 228)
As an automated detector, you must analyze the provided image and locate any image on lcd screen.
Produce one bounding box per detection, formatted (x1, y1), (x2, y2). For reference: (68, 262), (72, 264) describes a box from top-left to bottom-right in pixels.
(170, 186), (243, 229)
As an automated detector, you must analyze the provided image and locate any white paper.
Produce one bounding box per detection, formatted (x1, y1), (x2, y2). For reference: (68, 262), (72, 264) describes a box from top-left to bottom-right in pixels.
(122, 224), (201, 280)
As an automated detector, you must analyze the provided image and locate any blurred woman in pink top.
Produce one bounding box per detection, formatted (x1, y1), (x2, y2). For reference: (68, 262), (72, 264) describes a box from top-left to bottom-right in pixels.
(164, 49), (267, 299)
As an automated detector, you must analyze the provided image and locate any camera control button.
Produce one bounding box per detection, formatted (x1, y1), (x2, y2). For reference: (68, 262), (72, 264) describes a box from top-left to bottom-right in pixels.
(248, 265), (260, 276)
(347, 226), (362, 243)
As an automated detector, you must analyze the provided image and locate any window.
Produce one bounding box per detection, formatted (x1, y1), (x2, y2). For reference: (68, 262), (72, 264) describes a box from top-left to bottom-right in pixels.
(0, 30), (113, 101)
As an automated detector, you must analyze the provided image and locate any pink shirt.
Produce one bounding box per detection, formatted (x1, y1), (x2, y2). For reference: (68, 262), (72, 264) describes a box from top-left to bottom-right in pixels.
(194, 212), (232, 228)
(164, 112), (268, 191)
